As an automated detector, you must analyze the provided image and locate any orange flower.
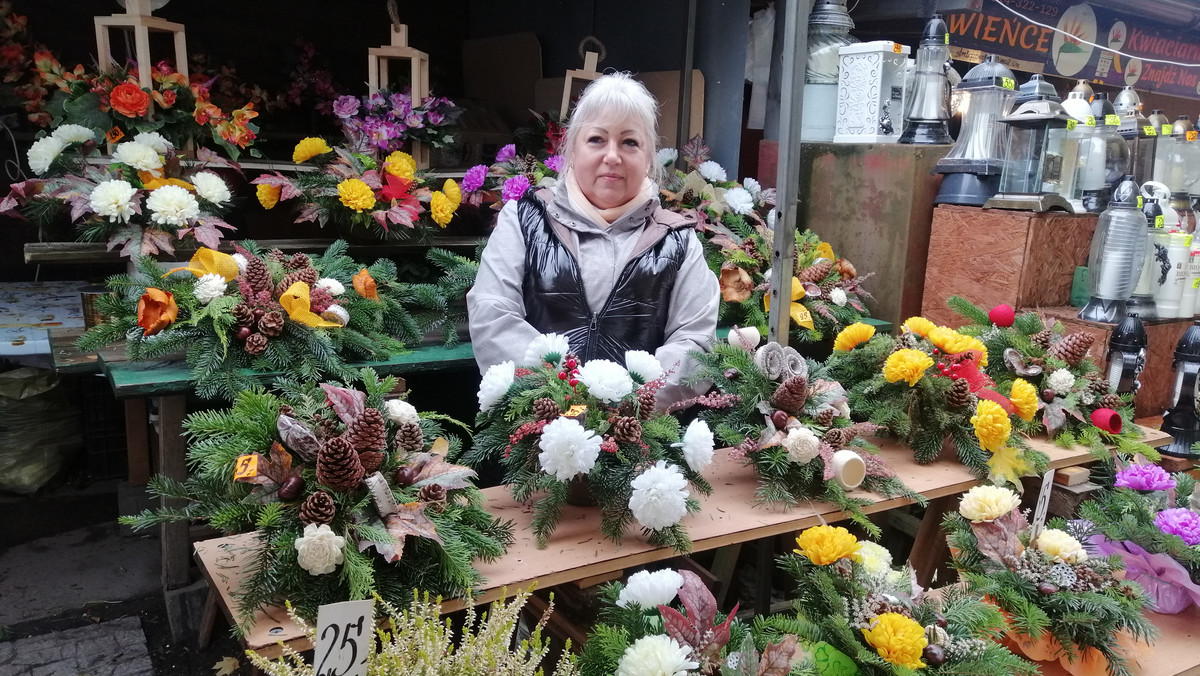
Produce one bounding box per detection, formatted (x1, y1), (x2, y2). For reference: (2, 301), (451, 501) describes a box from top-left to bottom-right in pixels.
(352, 268), (379, 300)
(110, 82), (150, 118)
(719, 265), (753, 302)
(136, 288), (178, 336)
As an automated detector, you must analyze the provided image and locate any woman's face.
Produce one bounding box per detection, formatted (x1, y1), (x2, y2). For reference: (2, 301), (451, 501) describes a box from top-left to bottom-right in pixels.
(570, 115), (651, 210)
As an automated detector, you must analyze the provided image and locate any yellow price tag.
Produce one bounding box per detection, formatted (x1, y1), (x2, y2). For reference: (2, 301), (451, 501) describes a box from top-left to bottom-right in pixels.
(1105, 114), (1121, 126)
(1144, 126), (1158, 136)
(1188, 130), (1199, 142)
(1193, 278), (1199, 289)
(892, 42), (902, 54)
(1187, 235), (1195, 247)
(1156, 215), (1166, 228)
(1137, 196), (1144, 208)
(1001, 77), (1015, 90)
(1084, 116), (1096, 126)
(234, 454), (258, 480)
(1163, 124), (1173, 135)
(1067, 119), (1077, 131)
(944, 33), (950, 45)
(793, 306), (815, 330)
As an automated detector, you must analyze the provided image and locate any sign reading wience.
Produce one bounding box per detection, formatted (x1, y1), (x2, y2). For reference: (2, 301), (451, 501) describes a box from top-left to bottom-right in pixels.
(944, 0), (1200, 100)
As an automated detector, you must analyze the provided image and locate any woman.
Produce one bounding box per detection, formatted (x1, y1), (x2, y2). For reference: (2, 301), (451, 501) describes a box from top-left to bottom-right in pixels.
(467, 72), (719, 408)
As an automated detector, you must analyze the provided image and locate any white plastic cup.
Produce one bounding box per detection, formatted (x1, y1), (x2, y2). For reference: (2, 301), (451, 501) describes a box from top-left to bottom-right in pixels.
(832, 450), (867, 490)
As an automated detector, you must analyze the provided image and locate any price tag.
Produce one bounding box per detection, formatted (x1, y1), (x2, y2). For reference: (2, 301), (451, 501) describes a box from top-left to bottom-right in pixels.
(1137, 195), (1144, 208)
(1188, 130), (1199, 142)
(1066, 119), (1077, 131)
(1105, 114), (1121, 126)
(1083, 115), (1096, 127)
(1193, 278), (1199, 289)
(233, 454), (258, 480)
(1188, 235), (1195, 247)
(1001, 77), (1016, 90)
(1156, 215), (1166, 228)
(1143, 125), (1158, 136)
(1162, 124), (1173, 135)
(105, 126), (125, 144)
(314, 599), (373, 676)
(944, 33), (950, 45)
(793, 306), (815, 330)
(892, 42), (902, 54)
(1028, 469), (1056, 541)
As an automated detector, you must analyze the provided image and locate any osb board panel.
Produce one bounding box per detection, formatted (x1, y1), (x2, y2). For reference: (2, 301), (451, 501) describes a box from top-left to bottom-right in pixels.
(1018, 213), (1098, 308)
(1036, 606), (1200, 676)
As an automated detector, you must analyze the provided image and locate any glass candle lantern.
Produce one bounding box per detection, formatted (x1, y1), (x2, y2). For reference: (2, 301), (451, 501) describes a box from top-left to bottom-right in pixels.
(1072, 118), (1110, 213)
(1161, 320), (1200, 459)
(833, 41), (910, 143)
(984, 97), (1075, 212)
(1061, 80), (1094, 122)
(1127, 198), (1166, 320)
(1117, 99), (1157, 184)
(801, 0), (858, 142)
(1149, 109), (1172, 183)
(899, 14), (952, 145)
(1014, 73), (1058, 106)
(1079, 176), (1148, 323)
(934, 55), (1017, 205)
(1106, 313), (1147, 395)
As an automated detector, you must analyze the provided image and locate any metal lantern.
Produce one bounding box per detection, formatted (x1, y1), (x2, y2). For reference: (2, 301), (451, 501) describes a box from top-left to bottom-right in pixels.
(801, 0), (858, 142)
(1013, 73), (1058, 106)
(1161, 320), (1200, 459)
(1106, 313), (1147, 395)
(1114, 89), (1157, 184)
(934, 55), (1017, 205)
(984, 96), (1074, 212)
(898, 14), (951, 145)
(1079, 176), (1148, 323)
(833, 41), (910, 143)
(1112, 86), (1140, 116)
(1061, 79), (1094, 122)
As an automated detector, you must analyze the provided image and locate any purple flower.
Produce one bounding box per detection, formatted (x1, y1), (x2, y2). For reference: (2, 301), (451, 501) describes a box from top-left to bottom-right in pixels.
(389, 91), (412, 110)
(543, 155), (565, 173)
(425, 110), (444, 126)
(461, 164), (488, 193)
(332, 95), (360, 119)
(501, 174), (531, 202)
(495, 143), (516, 163)
(1155, 508), (1200, 545)
(366, 92), (387, 112)
(1115, 464), (1176, 492)
(364, 117), (401, 150)
(404, 112), (424, 130)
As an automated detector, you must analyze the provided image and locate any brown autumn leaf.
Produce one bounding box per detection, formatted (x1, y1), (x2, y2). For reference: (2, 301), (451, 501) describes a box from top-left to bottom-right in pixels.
(757, 635), (799, 676)
(277, 414), (320, 462)
(377, 503), (443, 562)
(719, 264), (754, 303)
(407, 452), (476, 490)
(212, 656), (239, 676)
(233, 442), (298, 488)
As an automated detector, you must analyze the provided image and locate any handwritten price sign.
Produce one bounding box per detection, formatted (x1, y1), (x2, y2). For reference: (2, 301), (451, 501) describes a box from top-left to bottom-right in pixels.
(314, 599), (373, 676)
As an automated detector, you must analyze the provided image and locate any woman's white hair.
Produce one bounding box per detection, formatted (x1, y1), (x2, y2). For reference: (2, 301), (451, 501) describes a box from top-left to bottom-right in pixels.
(563, 72), (662, 183)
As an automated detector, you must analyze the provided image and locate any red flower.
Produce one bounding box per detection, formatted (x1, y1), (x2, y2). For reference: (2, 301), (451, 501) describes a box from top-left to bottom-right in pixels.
(379, 173), (413, 202)
(151, 88), (177, 109)
(110, 82), (150, 117)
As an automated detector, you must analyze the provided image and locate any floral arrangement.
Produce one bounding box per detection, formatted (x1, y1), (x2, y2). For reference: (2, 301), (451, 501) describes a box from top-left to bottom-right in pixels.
(330, 88), (461, 155)
(0, 2), (35, 111)
(400, 247), (478, 346)
(2, 132), (238, 257)
(944, 484), (1156, 676)
(752, 524), (1037, 675)
(577, 567), (799, 676)
(458, 142), (564, 210)
(464, 334), (713, 552)
(948, 296), (1157, 460)
(825, 319), (1047, 486)
(253, 139), (461, 238)
(120, 373), (513, 629)
(685, 330), (920, 534)
(1080, 466), (1200, 614)
(76, 241), (421, 400)
(249, 588), (579, 676)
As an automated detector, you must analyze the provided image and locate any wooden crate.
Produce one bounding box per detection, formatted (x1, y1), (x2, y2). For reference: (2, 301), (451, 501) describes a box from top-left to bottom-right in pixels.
(921, 205), (1098, 328)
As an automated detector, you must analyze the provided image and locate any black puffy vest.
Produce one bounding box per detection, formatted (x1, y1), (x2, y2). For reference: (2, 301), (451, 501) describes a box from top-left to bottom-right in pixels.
(518, 191), (691, 364)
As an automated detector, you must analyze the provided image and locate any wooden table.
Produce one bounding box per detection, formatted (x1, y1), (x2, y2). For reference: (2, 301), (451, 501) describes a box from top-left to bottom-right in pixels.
(194, 429), (1167, 659)
(1036, 605), (1200, 676)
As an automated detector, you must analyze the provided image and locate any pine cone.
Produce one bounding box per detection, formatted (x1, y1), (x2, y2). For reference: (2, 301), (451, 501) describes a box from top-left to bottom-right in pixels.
(274, 268), (320, 298)
(637, 389), (657, 420)
(244, 332), (269, 355)
(771, 375), (809, 414)
(317, 436), (365, 492)
(1088, 376), (1110, 395)
(418, 483), (447, 504)
(278, 404), (293, 417)
(358, 451), (384, 474)
(394, 422), (424, 453)
(533, 397), (561, 421)
(245, 256), (273, 294)
(266, 249), (289, 264)
(286, 252), (311, 270)
(1100, 393), (1122, 410)
(823, 427), (853, 448)
(946, 378), (972, 408)
(232, 303), (255, 327)
(611, 416), (643, 444)
(1031, 329), (1053, 349)
(734, 436), (760, 456)
(814, 408), (836, 427)
(257, 310), (285, 338)
(797, 259), (833, 283)
(317, 417), (342, 440)
(739, 238), (764, 265)
(346, 408), (386, 452)
(299, 490), (335, 525)
(867, 595), (913, 619)
(1047, 332), (1094, 366)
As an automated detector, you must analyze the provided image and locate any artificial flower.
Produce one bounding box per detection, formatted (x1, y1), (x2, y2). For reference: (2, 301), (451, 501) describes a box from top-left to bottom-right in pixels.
(26, 135), (66, 176)
(521, 333), (572, 368)
(1035, 528), (1087, 564)
(628, 461), (690, 530)
(1155, 508), (1200, 546)
(294, 523), (346, 575)
(136, 288), (178, 336)
(656, 147), (678, 166)
(442, 178), (461, 207)
(617, 569), (684, 608)
(352, 268), (379, 300)
(624, 350), (664, 383)
(112, 141), (162, 171)
(163, 247), (240, 282)
(133, 131), (172, 155)
(861, 613), (927, 669)
(724, 186), (754, 215)
(501, 174), (531, 202)
(478, 360), (516, 411)
(383, 150), (416, 179)
(110, 82), (150, 117)
(190, 171), (231, 206)
(537, 417), (602, 481)
(829, 287), (848, 306)
(279, 282), (341, 328)
(902, 316), (936, 338)
(576, 359), (635, 403)
(140, 174), (194, 192)
(763, 277), (814, 329)
(957, 484), (1020, 522)
(719, 265), (754, 303)
(379, 173), (413, 203)
(782, 425), (821, 464)
(1115, 463), (1176, 492)
(320, 305), (350, 327)
(882, 348), (932, 387)
(88, 179), (138, 223)
(793, 525), (860, 565)
(146, 184), (200, 226)
(192, 273), (227, 305)
(332, 94), (360, 119)
(970, 399), (1011, 452)
(461, 164), (487, 192)
(543, 155), (565, 173)
(314, 278), (345, 296)
(676, 419), (714, 472)
(987, 446), (1030, 488)
(231, 253), (248, 275)
(742, 176), (762, 197)
(337, 178), (375, 212)
(698, 160), (726, 182)
(293, 137), (332, 163)
(616, 634), (698, 676)
(50, 124), (94, 144)
(1010, 378), (1038, 421)
(1047, 368), (1075, 395)
(833, 322), (875, 351)
(856, 541), (893, 578)
(495, 143), (516, 163)
(429, 191), (455, 227)
(383, 399), (420, 426)
(256, 183), (281, 209)
(928, 326), (987, 365)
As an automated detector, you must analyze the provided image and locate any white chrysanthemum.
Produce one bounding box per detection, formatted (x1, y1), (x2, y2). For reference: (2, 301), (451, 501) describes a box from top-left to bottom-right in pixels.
(51, 124), (95, 144)
(193, 273), (227, 305)
(656, 147), (678, 166)
(111, 141), (163, 171)
(1080, 390), (1096, 406)
(624, 350), (663, 383)
(674, 419), (714, 472)
(857, 541), (893, 578)
(294, 523), (345, 575)
(384, 399), (419, 426)
(783, 426), (821, 464)
(1035, 528), (1088, 564)
(629, 461), (689, 530)
(478, 360), (516, 411)
(320, 305), (350, 327)
(146, 184), (200, 226)
(698, 160), (726, 182)
(1047, 368), (1075, 395)
(133, 131), (172, 155)
(27, 136), (66, 175)
(834, 400), (851, 419)
(724, 186), (754, 215)
(314, 278), (345, 296)
(829, 288), (848, 306)
(616, 634), (698, 676)
(537, 417), (602, 481)
(190, 171), (231, 205)
(522, 332), (571, 367)
(576, 359), (634, 403)
(958, 484), (1020, 522)
(617, 569), (684, 608)
(88, 179), (139, 223)
(742, 176), (762, 197)
(232, 253), (248, 274)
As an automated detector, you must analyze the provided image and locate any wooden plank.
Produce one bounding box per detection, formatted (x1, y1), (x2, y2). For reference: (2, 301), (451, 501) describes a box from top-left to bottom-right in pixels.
(1053, 466), (1090, 486)
(24, 237), (485, 264)
(908, 494), (954, 588)
(158, 394), (190, 590)
(124, 398), (151, 486)
(1035, 605), (1200, 676)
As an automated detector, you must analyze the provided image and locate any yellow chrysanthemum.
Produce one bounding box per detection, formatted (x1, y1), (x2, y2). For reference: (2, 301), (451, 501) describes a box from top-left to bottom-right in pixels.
(430, 191), (455, 227)
(442, 178), (462, 208)
(970, 399), (1011, 452)
(861, 613), (928, 670)
(1035, 528), (1088, 564)
(928, 326), (989, 366)
(337, 178), (376, 213)
(383, 151), (416, 179)
(882, 349), (933, 387)
(1009, 378), (1038, 422)
(793, 525), (861, 566)
(292, 137), (332, 163)
(902, 316), (936, 337)
(256, 183), (282, 209)
(833, 322), (875, 351)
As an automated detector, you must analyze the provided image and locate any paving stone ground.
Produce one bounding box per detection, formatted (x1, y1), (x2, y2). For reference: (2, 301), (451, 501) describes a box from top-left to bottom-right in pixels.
(0, 616), (153, 676)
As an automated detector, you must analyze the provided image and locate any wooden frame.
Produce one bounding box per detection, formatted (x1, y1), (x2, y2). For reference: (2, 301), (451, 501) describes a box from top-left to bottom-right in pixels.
(368, 25), (431, 168)
(94, 0), (188, 90)
(559, 51), (601, 120)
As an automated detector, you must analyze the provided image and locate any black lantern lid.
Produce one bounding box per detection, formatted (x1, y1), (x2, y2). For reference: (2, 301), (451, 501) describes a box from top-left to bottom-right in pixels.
(1111, 313), (1148, 351)
(1110, 175), (1140, 207)
(920, 14), (948, 46)
(1175, 321), (1200, 362)
(1015, 74), (1059, 104)
(956, 54), (1015, 91)
(1142, 197), (1164, 227)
